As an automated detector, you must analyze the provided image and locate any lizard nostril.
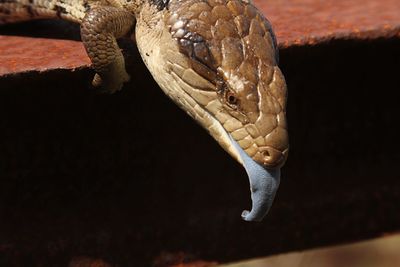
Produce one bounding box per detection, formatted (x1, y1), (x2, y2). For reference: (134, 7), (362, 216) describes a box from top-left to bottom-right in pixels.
(262, 150), (270, 158)
(259, 146), (285, 168)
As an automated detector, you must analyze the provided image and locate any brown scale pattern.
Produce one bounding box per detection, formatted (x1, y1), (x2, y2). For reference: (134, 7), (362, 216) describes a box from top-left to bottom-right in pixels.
(80, 5), (134, 92)
(81, 6), (130, 71)
(166, 0), (280, 123)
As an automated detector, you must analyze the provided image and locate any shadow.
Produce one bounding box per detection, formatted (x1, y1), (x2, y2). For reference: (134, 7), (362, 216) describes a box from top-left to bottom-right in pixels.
(0, 20), (81, 40)
(0, 35), (399, 266)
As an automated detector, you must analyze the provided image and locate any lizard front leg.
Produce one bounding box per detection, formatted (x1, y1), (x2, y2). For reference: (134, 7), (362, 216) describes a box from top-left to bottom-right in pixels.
(81, 6), (135, 93)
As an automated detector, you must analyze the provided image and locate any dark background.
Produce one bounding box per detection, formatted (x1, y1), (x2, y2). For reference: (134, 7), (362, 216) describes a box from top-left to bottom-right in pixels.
(0, 21), (400, 266)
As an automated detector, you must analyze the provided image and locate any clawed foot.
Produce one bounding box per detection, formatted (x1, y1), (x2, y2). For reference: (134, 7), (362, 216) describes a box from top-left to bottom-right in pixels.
(80, 6), (135, 94)
(90, 56), (130, 94)
(91, 70), (130, 94)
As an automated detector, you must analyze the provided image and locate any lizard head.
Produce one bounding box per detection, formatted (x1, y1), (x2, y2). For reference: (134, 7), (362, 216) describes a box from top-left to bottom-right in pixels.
(137, 0), (288, 221)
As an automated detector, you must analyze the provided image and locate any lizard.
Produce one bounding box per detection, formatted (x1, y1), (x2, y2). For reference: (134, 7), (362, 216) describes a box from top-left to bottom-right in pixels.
(0, 0), (289, 221)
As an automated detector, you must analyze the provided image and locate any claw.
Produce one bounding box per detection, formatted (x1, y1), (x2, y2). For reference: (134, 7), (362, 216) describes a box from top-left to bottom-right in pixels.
(91, 69), (130, 94)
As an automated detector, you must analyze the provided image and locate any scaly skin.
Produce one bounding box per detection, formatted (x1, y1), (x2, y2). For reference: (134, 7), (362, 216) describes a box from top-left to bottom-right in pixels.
(0, 0), (289, 221)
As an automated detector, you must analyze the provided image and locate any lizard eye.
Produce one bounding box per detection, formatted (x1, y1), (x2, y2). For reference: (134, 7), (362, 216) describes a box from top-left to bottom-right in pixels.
(227, 94), (237, 105)
(216, 80), (239, 109)
(225, 90), (238, 109)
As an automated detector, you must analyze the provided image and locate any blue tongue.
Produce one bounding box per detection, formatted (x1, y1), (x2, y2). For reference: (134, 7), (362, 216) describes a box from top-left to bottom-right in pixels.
(229, 136), (280, 222)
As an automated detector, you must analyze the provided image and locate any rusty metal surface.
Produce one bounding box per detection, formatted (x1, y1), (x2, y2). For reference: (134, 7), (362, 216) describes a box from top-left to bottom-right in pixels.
(1, 0), (400, 75)
(264, 0), (400, 47)
(0, 38), (399, 267)
(1, 1), (400, 266)
(0, 35), (90, 76)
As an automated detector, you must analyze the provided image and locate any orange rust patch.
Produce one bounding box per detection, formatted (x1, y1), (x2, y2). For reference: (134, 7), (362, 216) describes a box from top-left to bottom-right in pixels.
(0, 35), (90, 76)
(170, 261), (218, 267)
(255, 0), (400, 48)
(1, 0), (400, 75)
(68, 257), (113, 267)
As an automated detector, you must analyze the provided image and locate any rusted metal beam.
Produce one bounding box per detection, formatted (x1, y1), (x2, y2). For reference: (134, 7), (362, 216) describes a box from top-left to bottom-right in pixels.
(1, 0), (400, 75)
(0, 1), (400, 267)
(265, 0), (400, 48)
(0, 35), (89, 75)
(0, 38), (399, 266)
